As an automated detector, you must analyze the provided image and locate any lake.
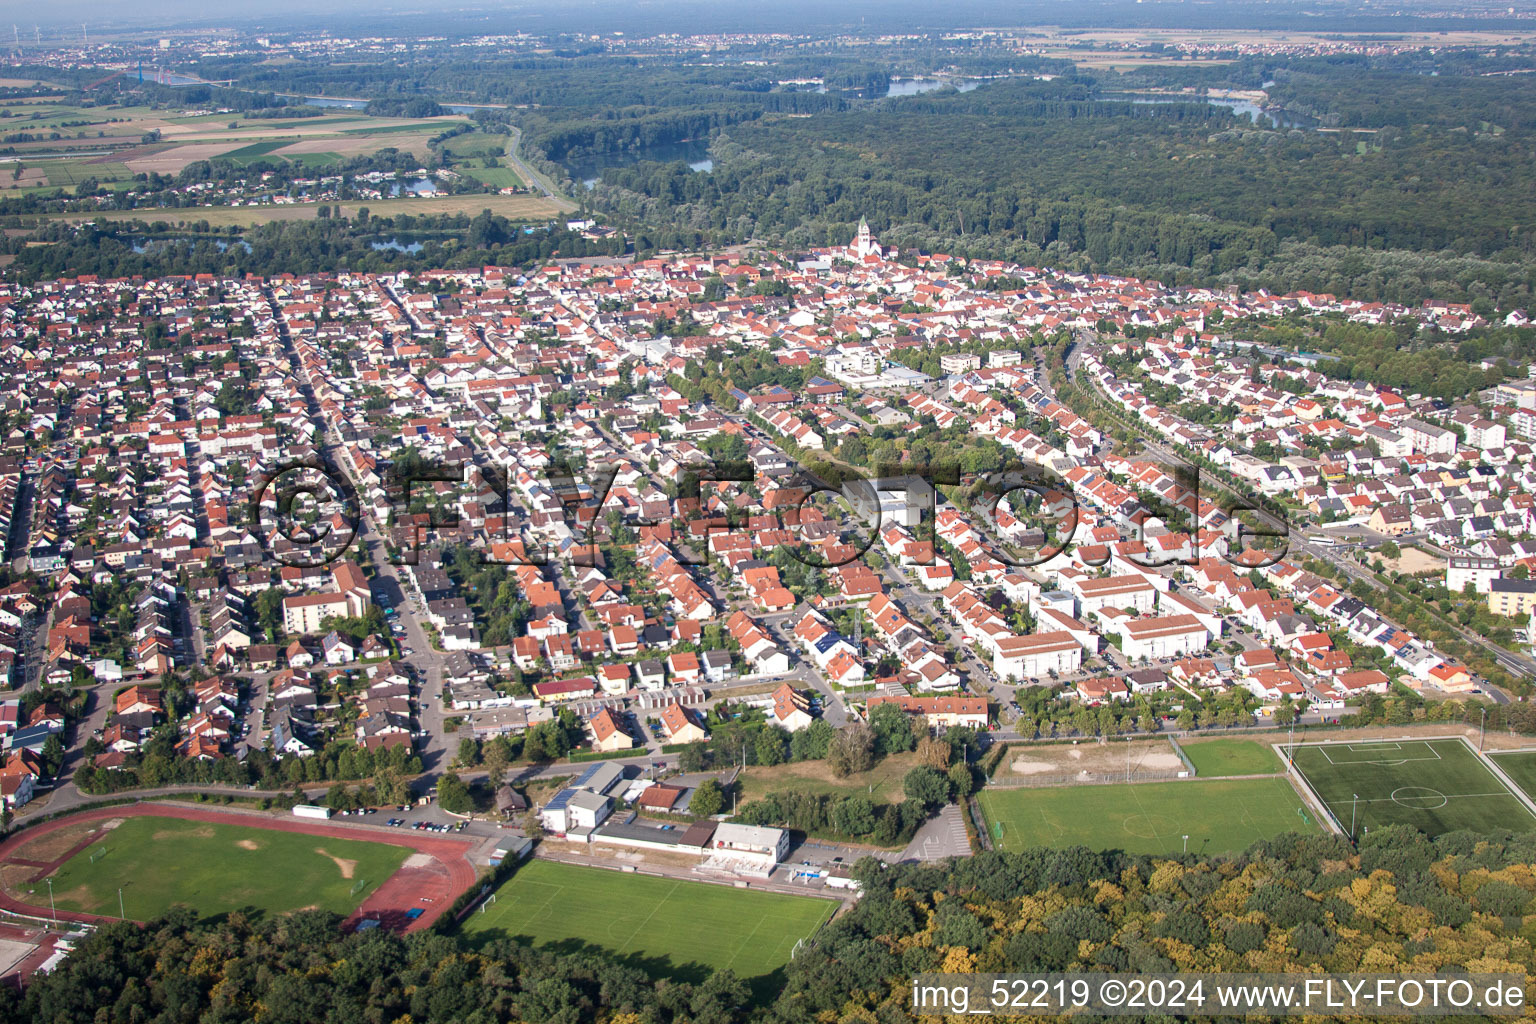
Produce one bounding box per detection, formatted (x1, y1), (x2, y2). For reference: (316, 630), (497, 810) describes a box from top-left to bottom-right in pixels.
(1114, 93), (1313, 129)
(390, 178), (438, 197)
(274, 94), (488, 115)
(885, 77), (980, 97)
(130, 237), (252, 254)
(565, 140), (714, 189)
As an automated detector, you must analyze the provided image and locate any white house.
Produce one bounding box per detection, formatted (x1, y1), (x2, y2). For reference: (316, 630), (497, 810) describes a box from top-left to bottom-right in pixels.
(1121, 615), (1210, 661)
(993, 631), (1081, 681)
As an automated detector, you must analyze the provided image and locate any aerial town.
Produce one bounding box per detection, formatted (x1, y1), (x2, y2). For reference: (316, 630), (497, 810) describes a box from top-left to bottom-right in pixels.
(3, 5), (1536, 1017)
(0, 217), (1527, 826)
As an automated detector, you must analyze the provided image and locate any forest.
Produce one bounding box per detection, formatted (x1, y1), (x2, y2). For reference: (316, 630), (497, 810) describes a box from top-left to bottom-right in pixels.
(586, 74), (1536, 307)
(477, 47), (1533, 307)
(9, 826), (1536, 1024)
(13, 43), (1536, 308)
(0, 216), (627, 283)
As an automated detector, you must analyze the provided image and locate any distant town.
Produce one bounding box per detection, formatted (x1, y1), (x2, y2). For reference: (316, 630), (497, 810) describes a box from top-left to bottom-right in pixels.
(2, 5), (1536, 1013)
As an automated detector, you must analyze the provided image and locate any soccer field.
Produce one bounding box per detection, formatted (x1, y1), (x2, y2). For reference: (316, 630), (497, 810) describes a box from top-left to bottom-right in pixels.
(462, 859), (835, 981)
(1180, 738), (1283, 777)
(1488, 750), (1536, 804)
(42, 816), (408, 920)
(1287, 738), (1536, 838)
(976, 777), (1316, 857)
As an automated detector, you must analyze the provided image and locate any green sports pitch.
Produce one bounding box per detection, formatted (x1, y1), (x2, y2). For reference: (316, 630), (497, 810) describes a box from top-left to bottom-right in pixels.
(1286, 738), (1536, 838)
(1180, 738), (1283, 777)
(976, 777), (1316, 856)
(462, 859), (835, 982)
(42, 816), (408, 921)
(1488, 750), (1536, 805)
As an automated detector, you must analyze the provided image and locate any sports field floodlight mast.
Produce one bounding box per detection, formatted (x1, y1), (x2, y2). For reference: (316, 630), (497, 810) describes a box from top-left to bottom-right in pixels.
(1351, 793), (1359, 841)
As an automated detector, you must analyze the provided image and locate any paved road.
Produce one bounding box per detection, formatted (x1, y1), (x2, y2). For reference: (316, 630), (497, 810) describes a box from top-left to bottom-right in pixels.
(267, 283), (454, 778)
(506, 127), (576, 212)
(870, 548), (1009, 700)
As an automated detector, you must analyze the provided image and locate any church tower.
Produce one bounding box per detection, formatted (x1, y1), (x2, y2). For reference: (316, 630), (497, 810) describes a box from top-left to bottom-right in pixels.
(854, 216), (874, 259)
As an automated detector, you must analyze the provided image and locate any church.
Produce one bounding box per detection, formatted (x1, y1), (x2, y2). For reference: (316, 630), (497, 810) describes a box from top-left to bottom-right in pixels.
(851, 216), (881, 260)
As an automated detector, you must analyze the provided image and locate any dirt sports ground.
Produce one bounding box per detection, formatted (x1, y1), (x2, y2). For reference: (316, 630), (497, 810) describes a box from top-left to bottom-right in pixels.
(995, 737), (1186, 785)
(0, 803), (477, 934)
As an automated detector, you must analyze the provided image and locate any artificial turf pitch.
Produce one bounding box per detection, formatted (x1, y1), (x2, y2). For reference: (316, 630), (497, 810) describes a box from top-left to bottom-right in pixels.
(976, 777), (1316, 856)
(1179, 738), (1283, 777)
(44, 816), (408, 920)
(462, 859), (835, 980)
(1286, 738), (1536, 838)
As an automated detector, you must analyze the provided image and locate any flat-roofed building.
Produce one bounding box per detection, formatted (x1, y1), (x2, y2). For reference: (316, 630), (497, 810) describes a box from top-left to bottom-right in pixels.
(704, 822), (790, 875)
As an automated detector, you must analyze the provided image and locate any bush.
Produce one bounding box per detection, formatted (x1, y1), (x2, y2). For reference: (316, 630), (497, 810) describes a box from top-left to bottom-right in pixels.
(903, 765), (950, 808)
(690, 778), (725, 818)
(437, 772), (473, 814)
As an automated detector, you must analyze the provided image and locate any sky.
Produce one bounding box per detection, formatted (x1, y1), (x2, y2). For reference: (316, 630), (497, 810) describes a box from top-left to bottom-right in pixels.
(21, 0), (1533, 38)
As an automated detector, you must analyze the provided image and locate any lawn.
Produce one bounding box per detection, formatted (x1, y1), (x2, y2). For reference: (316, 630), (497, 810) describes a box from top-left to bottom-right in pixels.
(39, 816), (409, 921)
(977, 777), (1317, 856)
(462, 859), (835, 984)
(1181, 738), (1282, 777)
(736, 751), (917, 805)
(1288, 738), (1536, 838)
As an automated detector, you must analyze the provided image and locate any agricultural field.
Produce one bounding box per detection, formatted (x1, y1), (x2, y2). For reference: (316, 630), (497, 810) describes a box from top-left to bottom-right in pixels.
(0, 97), (475, 184)
(1180, 738), (1283, 777)
(52, 192), (564, 227)
(35, 816), (408, 920)
(462, 859), (835, 984)
(977, 777), (1317, 856)
(1288, 738), (1536, 838)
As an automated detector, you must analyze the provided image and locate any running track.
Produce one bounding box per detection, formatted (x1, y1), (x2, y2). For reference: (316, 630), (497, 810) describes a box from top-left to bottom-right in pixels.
(0, 803), (478, 933)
